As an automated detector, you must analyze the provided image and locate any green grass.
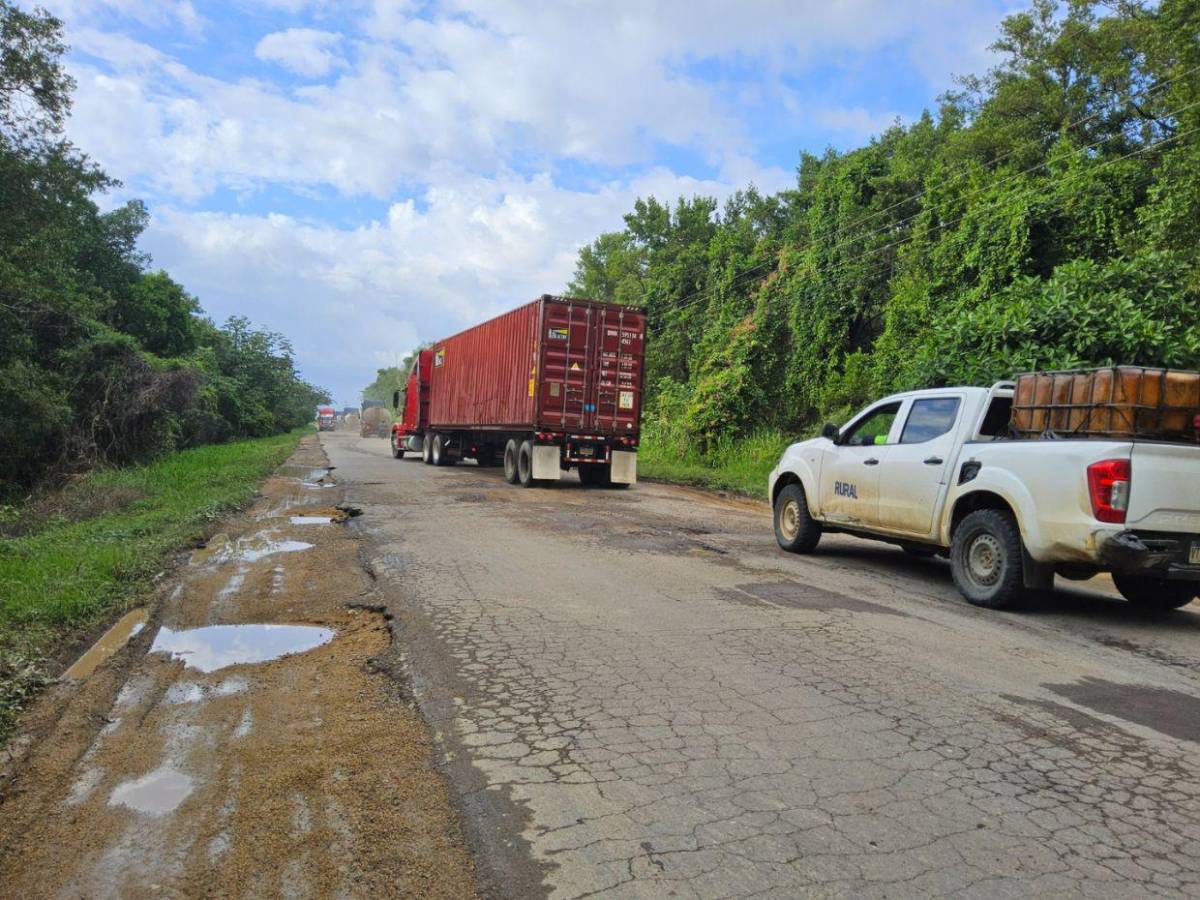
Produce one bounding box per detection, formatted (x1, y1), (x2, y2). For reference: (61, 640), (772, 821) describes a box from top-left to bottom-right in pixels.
(638, 426), (795, 498)
(0, 429), (306, 742)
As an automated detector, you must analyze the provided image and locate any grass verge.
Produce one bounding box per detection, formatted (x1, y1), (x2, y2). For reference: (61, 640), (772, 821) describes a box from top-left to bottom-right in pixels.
(637, 426), (793, 499)
(0, 429), (306, 744)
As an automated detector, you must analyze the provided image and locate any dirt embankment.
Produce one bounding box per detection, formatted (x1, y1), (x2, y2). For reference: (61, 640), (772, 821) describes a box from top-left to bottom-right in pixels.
(0, 435), (476, 898)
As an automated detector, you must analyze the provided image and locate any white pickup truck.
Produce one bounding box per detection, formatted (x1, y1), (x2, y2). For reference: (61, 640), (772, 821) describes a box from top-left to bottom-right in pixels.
(768, 383), (1200, 611)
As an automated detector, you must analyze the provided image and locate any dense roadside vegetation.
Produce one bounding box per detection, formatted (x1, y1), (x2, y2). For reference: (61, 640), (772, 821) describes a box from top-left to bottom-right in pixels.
(568, 0), (1200, 493)
(0, 429), (304, 742)
(0, 3), (327, 498)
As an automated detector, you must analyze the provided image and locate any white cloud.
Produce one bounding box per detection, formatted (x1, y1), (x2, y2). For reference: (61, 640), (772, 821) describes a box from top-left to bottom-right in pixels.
(813, 106), (904, 142)
(255, 28), (345, 78)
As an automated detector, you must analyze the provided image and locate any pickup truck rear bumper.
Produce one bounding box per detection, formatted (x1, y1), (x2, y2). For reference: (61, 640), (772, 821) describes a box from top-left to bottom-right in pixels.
(1099, 530), (1200, 581)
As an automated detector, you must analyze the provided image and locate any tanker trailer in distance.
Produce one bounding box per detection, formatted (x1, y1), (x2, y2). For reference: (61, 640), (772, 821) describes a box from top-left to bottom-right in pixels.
(412, 295), (646, 487)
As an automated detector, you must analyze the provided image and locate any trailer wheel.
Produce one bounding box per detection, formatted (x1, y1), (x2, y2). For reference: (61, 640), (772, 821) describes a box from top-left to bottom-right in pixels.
(390, 434), (405, 459)
(1112, 573), (1196, 612)
(950, 509), (1026, 610)
(517, 440), (535, 487)
(432, 433), (455, 466)
(503, 440), (520, 484)
(421, 435), (433, 465)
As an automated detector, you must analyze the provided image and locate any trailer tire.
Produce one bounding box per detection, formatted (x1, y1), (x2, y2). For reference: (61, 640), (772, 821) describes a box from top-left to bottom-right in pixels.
(432, 433), (455, 466)
(517, 440), (535, 487)
(421, 435), (433, 465)
(390, 434), (405, 459)
(1112, 573), (1196, 612)
(950, 509), (1026, 610)
(503, 440), (520, 484)
(773, 483), (821, 553)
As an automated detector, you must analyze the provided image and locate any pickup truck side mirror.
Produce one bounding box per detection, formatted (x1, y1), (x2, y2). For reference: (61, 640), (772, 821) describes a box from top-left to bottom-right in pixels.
(392, 390), (401, 410)
(821, 422), (840, 442)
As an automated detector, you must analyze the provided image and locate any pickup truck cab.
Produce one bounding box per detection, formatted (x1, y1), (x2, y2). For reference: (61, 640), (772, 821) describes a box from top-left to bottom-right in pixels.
(768, 383), (1200, 611)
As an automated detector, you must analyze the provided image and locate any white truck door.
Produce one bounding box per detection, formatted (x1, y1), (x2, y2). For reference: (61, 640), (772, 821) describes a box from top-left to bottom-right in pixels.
(877, 395), (962, 536)
(818, 401), (901, 528)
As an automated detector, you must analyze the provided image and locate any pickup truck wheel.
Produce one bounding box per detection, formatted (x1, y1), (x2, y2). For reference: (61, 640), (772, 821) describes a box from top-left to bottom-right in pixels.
(390, 434), (405, 459)
(503, 440), (520, 484)
(1112, 573), (1196, 612)
(517, 440), (535, 487)
(951, 509), (1025, 610)
(773, 484), (821, 553)
(421, 435), (433, 465)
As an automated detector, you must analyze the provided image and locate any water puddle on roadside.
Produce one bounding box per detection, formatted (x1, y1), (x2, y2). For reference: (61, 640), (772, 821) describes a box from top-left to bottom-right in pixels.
(191, 531), (313, 565)
(290, 515), (335, 525)
(150, 624), (334, 673)
(109, 766), (194, 816)
(64, 608), (149, 679)
(277, 465), (334, 485)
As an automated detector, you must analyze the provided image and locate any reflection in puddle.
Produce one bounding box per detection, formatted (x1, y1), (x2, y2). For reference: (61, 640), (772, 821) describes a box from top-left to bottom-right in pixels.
(290, 516), (334, 525)
(278, 465), (333, 484)
(165, 676), (249, 705)
(65, 609), (149, 679)
(192, 532), (313, 565)
(109, 766), (194, 816)
(151, 624), (334, 673)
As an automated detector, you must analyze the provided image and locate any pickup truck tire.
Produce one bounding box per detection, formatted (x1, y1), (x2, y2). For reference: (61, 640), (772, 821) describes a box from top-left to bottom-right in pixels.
(1111, 573), (1196, 612)
(503, 439), (520, 484)
(774, 484), (821, 553)
(951, 509), (1026, 610)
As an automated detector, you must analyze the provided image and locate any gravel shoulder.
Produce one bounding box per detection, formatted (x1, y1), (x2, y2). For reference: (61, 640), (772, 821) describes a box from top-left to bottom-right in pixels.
(0, 435), (476, 899)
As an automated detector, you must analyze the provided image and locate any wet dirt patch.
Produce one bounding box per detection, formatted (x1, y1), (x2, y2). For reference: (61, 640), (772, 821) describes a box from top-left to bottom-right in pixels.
(63, 609), (149, 680)
(733, 581), (910, 617)
(150, 624), (335, 673)
(1045, 677), (1200, 744)
(191, 531), (313, 565)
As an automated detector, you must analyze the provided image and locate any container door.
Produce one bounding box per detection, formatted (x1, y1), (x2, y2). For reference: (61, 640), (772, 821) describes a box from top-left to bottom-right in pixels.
(540, 301), (593, 430)
(591, 306), (644, 435)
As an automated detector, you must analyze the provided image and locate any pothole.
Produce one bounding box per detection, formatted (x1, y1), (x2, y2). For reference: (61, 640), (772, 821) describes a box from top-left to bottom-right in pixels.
(191, 531), (314, 565)
(150, 624), (335, 673)
(64, 608), (149, 679)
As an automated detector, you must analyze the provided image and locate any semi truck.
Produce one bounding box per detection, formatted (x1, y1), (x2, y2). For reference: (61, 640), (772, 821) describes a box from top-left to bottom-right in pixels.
(391, 295), (646, 487)
(360, 400), (390, 438)
(769, 367), (1200, 612)
(316, 406), (336, 432)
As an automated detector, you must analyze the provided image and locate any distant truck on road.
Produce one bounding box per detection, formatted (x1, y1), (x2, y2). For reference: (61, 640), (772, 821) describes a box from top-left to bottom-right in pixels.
(391, 295), (646, 487)
(316, 406), (337, 432)
(769, 368), (1200, 612)
(360, 400), (389, 438)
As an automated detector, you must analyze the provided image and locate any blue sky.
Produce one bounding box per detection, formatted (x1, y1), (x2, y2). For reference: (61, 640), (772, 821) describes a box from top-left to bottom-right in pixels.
(48, 0), (1023, 406)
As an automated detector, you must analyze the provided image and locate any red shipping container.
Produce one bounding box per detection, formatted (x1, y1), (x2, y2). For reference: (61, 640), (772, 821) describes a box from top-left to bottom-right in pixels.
(428, 296), (646, 437)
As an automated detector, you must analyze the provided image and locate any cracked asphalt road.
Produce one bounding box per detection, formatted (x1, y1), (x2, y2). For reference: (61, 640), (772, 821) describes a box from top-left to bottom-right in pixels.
(326, 431), (1200, 899)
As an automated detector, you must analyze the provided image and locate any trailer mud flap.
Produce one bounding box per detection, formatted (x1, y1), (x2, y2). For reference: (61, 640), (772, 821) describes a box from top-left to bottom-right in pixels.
(611, 450), (637, 485)
(532, 445), (562, 480)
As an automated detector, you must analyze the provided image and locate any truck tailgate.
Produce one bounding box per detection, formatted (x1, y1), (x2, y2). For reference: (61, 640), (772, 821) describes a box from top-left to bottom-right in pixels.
(1128, 442), (1200, 532)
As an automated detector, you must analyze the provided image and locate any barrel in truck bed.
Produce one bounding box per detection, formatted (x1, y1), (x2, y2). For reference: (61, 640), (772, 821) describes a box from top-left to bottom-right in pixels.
(428, 295), (646, 436)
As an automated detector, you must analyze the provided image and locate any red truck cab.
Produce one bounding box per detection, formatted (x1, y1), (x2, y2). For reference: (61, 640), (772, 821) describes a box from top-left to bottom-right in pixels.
(390, 350), (433, 458)
(316, 406), (337, 432)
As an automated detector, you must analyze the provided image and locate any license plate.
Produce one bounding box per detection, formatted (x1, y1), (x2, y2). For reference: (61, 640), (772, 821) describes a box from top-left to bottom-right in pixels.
(1191, 542), (1200, 565)
(580, 447), (594, 457)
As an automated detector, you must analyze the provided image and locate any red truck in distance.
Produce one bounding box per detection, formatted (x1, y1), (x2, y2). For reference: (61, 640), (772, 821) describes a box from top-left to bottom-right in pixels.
(316, 406), (336, 432)
(391, 295), (646, 487)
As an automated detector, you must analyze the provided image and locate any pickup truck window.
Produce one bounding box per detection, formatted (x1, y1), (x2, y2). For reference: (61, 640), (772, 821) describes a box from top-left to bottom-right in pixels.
(844, 403), (901, 447)
(900, 397), (960, 444)
(978, 396), (1013, 438)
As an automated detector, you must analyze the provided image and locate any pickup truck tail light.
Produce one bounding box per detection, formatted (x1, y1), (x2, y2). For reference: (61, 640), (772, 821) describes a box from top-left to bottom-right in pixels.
(1087, 458), (1131, 523)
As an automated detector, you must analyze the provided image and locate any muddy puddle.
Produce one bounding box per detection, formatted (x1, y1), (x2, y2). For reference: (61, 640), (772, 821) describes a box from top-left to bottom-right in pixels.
(191, 530), (313, 565)
(109, 766), (195, 816)
(64, 609), (149, 679)
(277, 464), (335, 484)
(151, 624), (335, 673)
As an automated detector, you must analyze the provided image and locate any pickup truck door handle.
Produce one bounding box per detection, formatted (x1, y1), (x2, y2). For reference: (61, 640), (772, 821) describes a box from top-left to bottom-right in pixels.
(923, 456), (943, 465)
(863, 458), (880, 466)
